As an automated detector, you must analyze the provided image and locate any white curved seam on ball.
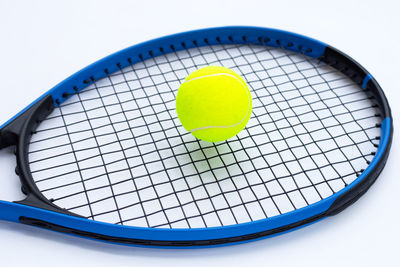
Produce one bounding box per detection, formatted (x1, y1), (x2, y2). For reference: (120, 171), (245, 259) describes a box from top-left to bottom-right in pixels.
(182, 73), (252, 133)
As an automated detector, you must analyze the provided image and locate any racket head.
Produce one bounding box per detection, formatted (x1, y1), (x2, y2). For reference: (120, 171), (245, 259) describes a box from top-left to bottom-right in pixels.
(0, 26), (393, 247)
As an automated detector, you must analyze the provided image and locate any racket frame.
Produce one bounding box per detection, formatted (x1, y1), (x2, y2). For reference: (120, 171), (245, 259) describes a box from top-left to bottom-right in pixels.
(0, 26), (392, 247)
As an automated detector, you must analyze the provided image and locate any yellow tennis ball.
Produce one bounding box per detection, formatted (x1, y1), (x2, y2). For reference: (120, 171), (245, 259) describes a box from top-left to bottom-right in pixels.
(176, 66), (252, 142)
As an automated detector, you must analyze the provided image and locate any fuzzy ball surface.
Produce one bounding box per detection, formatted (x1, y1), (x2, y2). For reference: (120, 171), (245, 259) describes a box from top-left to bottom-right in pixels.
(176, 66), (252, 142)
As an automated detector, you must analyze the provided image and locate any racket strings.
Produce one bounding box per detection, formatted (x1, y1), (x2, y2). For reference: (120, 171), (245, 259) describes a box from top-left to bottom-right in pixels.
(245, 45), (357, 192)
(137, 50), (226, 227)
(57, 96), (97, 221)
(34, 57), (341, 131)
(28, 44), (381, 228)
(114, 57), (182, 227)
(33, 130), (377, 191)
(183, 44), (323, 215)
(35, 133), (376, 197)
(166, 45), (260, 225)
(28, 93), (377, 160)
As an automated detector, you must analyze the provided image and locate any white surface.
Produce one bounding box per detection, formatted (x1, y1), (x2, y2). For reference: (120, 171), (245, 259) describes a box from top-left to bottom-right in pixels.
(0, 0), (399, 266)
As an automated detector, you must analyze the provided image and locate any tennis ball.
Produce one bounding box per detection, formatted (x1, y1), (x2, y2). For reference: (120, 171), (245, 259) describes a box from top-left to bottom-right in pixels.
(176, 66), (252, 142)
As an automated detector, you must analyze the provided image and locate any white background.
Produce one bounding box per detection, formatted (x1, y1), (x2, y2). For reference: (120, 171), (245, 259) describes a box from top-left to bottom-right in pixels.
(0, 0), (399, 266)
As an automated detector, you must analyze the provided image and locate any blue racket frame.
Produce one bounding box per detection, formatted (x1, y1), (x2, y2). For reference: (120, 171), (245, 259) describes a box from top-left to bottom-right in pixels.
(0, 26), (392, 247)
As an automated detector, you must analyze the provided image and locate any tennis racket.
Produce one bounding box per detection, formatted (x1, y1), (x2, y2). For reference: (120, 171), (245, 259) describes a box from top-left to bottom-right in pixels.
(0, 26), (392, 247)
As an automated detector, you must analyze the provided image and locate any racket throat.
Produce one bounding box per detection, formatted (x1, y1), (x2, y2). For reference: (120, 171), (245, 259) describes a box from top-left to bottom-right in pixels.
(0, 96), (54, 149)
(0, 95), (80, 216)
